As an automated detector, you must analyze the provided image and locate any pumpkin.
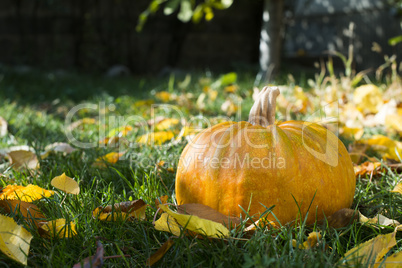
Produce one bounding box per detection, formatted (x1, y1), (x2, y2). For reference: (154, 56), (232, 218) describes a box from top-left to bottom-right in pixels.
(175, 87), (355, 225)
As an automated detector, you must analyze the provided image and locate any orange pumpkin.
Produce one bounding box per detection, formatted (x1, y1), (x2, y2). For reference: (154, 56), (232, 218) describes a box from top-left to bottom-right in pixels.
(175, 87), (355, 225)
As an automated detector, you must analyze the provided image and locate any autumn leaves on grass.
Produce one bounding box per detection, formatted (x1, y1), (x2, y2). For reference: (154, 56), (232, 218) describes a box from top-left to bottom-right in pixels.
(0, 173), (78, 265)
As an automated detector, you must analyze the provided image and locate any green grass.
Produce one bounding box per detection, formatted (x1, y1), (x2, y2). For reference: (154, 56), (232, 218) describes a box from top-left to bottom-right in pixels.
(0, 67), (401, 267)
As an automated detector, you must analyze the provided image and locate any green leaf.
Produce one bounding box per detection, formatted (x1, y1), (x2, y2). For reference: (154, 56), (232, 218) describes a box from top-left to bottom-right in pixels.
(388, 35), (402, 46)
(211, 0), (233, 9)
(178, 0), (193, 22)
(164, 0), (181, 15)
(219, 72), (237, 86)
(192, 4), (205, 23)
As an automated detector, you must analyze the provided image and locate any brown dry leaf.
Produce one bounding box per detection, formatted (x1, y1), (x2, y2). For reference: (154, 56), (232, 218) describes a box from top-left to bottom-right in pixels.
(0, 184), (54, 202)
(156, 204), (230, 238)
(7, 150), (39, 170)
(292, 232), (322, 249)
(354, 161), (382, 177)
(73, 241), (104, 268)
(155, 195), (168, 208)
(339, 227), (398, 266)
(177, 203), (241, 228)
(326, 208), (360, 229)
(348, 142), (369, 164)
(146, 238), (174, 266)
(92, 199), (147, 221)
(0, 116), (7, 137)
(41, 142), (76, 159)
(0, 200), (46, 228)
(359, 213), (400, 228)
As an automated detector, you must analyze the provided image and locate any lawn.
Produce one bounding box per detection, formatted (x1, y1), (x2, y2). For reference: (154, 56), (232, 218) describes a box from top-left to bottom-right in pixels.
(0, 60), (402, 267)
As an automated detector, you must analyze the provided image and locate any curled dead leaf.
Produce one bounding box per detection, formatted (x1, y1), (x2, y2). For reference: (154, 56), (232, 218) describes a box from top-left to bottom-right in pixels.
(93, 199), (147, 221)
(146, 238), (174, 266)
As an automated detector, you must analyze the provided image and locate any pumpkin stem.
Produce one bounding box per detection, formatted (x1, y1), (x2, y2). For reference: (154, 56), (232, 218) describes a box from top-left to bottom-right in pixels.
(248, 86), (280, 127)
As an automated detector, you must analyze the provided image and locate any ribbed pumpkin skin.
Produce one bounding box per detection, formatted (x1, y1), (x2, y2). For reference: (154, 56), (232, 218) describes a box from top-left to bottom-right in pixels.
(175, 120), (355, 225)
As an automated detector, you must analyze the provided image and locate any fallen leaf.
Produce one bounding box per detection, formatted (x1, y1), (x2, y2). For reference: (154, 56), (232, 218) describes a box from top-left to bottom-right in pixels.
(339, 227), (398, 266)
(93, 152), (125, 168)
(51, 173), (80, 195)
(386, 114), (402, 133)
(73, 241), (104, 268)
(40, 219), (77, 238)
(391, 182), (402, 194)
(67, 118), (96, 131)
(0, 116), (7, 137)
(354, 161), (382, 177)
(155, 118), (180, 131)
(292, 232), (322, 249)
(224, 85), (238, 93)
(374, 250), (402, 267)
(157, 204), (230, 238)
(155, 195), (169, 208)
(0, 214), (33, 265)
(154, 213), (182, 237)
(176, 126), (202, 141)
(0, 200), (46, 227)
(0, 184), (54, 202)
(156, 162), (175, 173)
(340, 126), (364, 140)
(45, 142), (76, 154)
(107, 125), (133, 137)
(221, 99), (238, 116)
(137, 131), (174, 145)
(146, 238), (174, 266)
(7, 150), (39, 170)
(359, 213), (400, 228)
(92, 199), (147, 221)
(353, 84), (384, 114)
(361, 135), (402, 161)
(133, 99), (155, 107)
(155, 91), (172, 102)
(325, 208), (360, 229)
(177, 203), (241, 228)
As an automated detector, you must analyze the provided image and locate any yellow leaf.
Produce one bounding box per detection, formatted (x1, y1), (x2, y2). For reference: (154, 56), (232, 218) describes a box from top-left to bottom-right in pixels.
(359, 212), (400, 228)
(51, 173), (80, 195)
(155, 118), (180, 131)
(292, 232), (322, 249)
(340, 126), (364, 140)
(92, 199), (147, 221)
(40, 219), (77, 238)
(353, 84), (384, 114)
(146, 238), (174, 266)
(93, 152), (125, 168)
(155, 91), (172, 102)
(0, 184), (54, 202)
(176, 126), (202, 141)
(7, 150), (39, 170)
(0, 215), (33, 265)
(385, 114), (402, 132)
(391, 182), (402, 194)
(224, 85), (238, 93)
(361, 135), (402, 161)
(137, 131), (174, 145)
(154, 213), (182, 237)
(67, 118), (96, 131)
(158, 204), (230, 238)
(339, 228), (397, 266)
(133, 99), (154, 107)
(374, 250), (402, 267)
